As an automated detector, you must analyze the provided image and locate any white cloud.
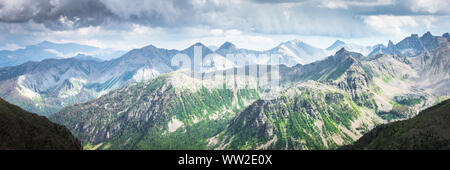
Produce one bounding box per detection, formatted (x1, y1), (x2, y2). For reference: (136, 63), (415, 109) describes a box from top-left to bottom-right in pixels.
(320, 0), (395, 9)
(0, 43), (24, 50)
(43, 48), (65, 58)
(362, 15), (436, 38)
(411, 0), (450, 14)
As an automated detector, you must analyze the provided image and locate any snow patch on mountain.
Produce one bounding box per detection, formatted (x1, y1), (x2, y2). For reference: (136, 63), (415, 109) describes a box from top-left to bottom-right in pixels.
(16, 75), (41, 100)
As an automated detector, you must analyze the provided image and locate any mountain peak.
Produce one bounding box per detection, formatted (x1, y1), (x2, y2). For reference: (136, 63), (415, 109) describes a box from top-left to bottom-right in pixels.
(422, 31), (433, 38)
(443, 32), (450, 38)
(218, 41), (237, 50)
(411, 34), (419, 38)
(276, 39), (312, 50)
(326, 40), (346, 50)
(142, 44), (158, 49)
(281, 39), (305, 46)
(420, 32), (435, 41)
(192, 42), (207, 47)
(388, 40), (395, 47)
(336, 47), (349, 55)
(37, 40), (56, 46)
(182, 42), (213, 54)
(287, 39), (303, 43)
(182, 42), (210, 51)
(333, 40), (345, 45)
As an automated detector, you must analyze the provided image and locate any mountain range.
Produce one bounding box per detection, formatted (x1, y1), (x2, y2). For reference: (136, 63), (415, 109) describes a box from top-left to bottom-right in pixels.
(0, 41), (125, 68)
(369, 32), (450, 57)
(1, 31), (450, 150)
(48, 33), (450, 149)
(0, 40), (332, 116)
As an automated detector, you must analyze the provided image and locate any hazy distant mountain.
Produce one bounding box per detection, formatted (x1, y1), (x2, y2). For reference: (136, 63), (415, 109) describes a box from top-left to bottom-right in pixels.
(0, 41), (125, 68)
(326, 40), (383, 56)
(0, 40), (331, 116)
(0, 41), (99, 68)
(0, 58), (106, 115)
(72, 54), (103, 62)
(369, 32), (449, 57)
(207, 45), (219, 51)
(0, 97), (81, 150)
(215, 40), (328, 66)
(215, 41), (260, 57)
(269, 40), (328, 66)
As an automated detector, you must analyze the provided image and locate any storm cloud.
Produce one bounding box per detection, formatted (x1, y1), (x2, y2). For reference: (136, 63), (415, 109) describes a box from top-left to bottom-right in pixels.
(0, 0), (118, 30)
(0, 0), (447, 32)
(0, 0), (448, 51)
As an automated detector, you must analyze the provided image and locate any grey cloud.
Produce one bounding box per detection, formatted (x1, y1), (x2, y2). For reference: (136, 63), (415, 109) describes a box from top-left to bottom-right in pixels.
(36, 0), (117, 30)
(0, 0), (224, 29)
(0, 0), (44, 23)
(0, 0), (117, 30)
(0, 0), (447, 38)
(250, 0), (309, 3)
(318, 0), (450, 16)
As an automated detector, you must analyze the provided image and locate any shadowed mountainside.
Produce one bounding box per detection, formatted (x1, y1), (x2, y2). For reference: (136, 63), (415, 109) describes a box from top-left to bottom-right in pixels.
(0, 97), (82, 150)
(341, 99), (450, 150)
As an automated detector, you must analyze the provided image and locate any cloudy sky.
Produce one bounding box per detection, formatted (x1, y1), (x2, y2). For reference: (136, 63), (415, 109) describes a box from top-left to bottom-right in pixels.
(0, 0), (449, 51)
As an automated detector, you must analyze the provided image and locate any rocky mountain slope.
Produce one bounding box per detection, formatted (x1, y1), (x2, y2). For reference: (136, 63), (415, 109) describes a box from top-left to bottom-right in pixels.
(369, 32), (449, 57)
(0, 58), (104, 115)
(49, 71), (260, 149)
(0, 97), (81, 150)
(341, 98), (450, 150)
(210, 49), (381, 149)
(209, 82), (382, 149)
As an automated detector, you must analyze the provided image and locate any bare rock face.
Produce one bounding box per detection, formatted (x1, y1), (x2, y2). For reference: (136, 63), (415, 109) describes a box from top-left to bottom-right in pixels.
(0, 97), (82, 150)
(370, 32), (448, 57)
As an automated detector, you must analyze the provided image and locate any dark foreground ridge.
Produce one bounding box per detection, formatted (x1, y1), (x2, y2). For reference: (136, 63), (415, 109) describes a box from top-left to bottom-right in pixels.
(0, 97), (82, 150)
(341, 99), (450, 150)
